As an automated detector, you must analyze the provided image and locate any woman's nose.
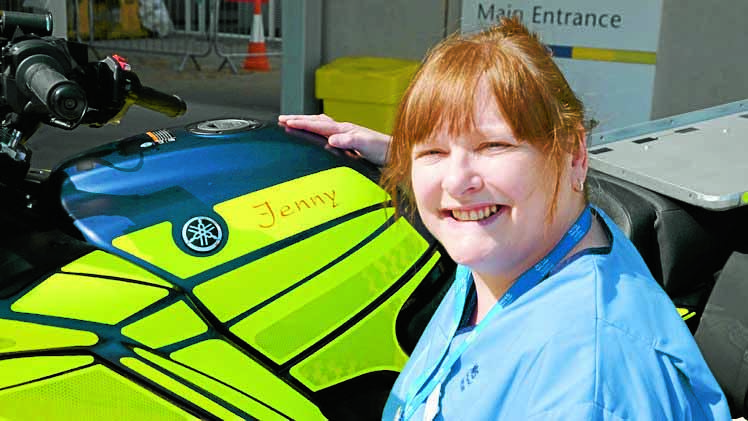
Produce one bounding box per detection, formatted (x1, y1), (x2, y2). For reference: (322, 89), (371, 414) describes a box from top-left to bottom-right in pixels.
(441, 154), (483, 197)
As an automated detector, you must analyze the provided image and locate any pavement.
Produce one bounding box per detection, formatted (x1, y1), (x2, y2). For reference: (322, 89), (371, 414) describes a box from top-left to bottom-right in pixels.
(28, 48), (283, 170)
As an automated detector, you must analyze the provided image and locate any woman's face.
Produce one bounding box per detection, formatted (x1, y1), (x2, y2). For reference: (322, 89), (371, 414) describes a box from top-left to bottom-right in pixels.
(410, 79), (580, 283)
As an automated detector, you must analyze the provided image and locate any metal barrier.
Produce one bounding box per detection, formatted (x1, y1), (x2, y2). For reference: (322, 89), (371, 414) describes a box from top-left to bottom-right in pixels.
(70, 0), (281, 72)
(1, 0), (36, 14)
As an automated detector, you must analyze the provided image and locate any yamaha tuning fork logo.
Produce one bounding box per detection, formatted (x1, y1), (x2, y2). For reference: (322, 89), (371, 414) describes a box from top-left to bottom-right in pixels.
(182, 216), (223, 253)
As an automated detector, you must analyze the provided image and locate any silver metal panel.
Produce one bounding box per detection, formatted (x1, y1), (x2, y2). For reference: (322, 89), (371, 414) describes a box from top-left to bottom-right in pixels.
(589, 107), (748, 210)
(589, 99), (748, 146)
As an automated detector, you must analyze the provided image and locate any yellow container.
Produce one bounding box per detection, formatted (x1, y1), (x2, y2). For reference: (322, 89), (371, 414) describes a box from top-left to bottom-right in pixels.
(315, 57), (420, 134)
(75, 0), (147, 40)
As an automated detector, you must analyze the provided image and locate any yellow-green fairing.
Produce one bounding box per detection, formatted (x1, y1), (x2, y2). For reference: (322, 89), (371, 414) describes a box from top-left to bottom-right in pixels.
(170, 340), (325, 420)
(677, 307), (696, 321)
(0, 319), (98, 353)
(133, 347), (290, 420)
(112, 167), (389, 279)
(0, 355), (94, 389)
(0, 364), (200, 420)
(194, 207), (393, 323)
(62, 250), (174, 288)
(120, 357), (242, 420)
(292, 252), (442, 390)
(230, 217), (428, 364)
(11, 273), (169, 325)
(121, 300), (208, 348)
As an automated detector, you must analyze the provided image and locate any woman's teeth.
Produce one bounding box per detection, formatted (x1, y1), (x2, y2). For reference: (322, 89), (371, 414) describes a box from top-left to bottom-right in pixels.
(452, 205), (499, 221)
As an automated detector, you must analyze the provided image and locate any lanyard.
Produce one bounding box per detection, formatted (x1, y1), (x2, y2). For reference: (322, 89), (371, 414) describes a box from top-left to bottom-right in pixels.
(399, 205), (593, 421)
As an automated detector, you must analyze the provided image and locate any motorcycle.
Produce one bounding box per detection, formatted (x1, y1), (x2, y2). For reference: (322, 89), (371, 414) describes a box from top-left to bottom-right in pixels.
(0, 10), (454, 420)
(0, 10), (746, 420)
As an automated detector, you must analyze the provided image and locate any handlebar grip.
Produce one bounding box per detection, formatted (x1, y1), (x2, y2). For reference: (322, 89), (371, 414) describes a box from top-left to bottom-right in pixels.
(21, 58), (87, 122)
(130, 85), (187, 118)
(0, 10), (52, 37)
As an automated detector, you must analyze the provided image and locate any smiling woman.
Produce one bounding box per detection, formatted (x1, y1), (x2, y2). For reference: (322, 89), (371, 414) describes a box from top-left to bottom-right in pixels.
(403, 76), (591, 316)
(279, 17), (730, 421)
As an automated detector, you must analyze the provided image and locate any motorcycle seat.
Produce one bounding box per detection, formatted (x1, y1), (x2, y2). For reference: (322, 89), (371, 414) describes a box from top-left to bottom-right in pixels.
(695, 251), (748, 418)
(587, 170), (732, 312)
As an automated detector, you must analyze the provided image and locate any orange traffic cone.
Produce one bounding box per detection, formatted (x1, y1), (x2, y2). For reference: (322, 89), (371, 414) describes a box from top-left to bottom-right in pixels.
(243, 0), (271, 71)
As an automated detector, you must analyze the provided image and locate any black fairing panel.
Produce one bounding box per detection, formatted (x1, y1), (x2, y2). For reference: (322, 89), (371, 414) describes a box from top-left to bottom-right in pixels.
(588, 170), (732, 293)
(695, 251), (748, 418)
(587, 170), (733, 331)
(313, 371), (399, 420)
(0, 182), (94, 297)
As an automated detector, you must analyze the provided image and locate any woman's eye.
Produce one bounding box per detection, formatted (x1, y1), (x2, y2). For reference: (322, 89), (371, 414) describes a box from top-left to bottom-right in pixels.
(414, 149), (445, 159)
(480, 141), (512, 151)
(478, 140), (517, 152)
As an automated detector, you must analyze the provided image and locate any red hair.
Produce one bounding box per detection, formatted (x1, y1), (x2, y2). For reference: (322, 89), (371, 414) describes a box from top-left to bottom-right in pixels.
(381, 17), (585, 221)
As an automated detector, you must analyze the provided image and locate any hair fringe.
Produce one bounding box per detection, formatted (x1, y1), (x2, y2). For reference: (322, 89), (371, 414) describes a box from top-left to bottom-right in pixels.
(381, 16), (586, 224)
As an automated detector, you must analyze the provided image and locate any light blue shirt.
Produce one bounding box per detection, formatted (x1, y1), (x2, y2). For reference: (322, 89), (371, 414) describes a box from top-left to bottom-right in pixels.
(383, 208), (730, 420)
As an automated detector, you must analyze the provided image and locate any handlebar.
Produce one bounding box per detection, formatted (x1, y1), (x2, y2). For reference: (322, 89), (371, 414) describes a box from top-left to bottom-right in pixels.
(0, 10), (189, 185)
(0, 10), (52, 38)
(129, 80), (186, 118)
(18, 56), (87, 122)
(76, 55), (186, 127)
(0, 17), (187, 129)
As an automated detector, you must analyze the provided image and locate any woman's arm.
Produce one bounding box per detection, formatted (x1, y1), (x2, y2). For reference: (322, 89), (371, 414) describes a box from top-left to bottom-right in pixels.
(278, 114), (390, 166)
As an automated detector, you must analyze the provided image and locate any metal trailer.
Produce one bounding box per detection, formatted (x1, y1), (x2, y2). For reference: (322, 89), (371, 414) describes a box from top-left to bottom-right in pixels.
(589, 99), (748, 211)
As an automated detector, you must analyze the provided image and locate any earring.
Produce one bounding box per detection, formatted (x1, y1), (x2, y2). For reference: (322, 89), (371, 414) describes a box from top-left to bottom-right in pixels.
(575, 179), (585, 192)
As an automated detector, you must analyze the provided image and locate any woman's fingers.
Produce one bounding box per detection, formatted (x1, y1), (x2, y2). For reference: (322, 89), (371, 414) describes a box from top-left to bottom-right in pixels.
(329, 129), (390, 166)
(278, 114), (334, 126)
(278, 115), (390, 166)
(280, 117), (345, 137)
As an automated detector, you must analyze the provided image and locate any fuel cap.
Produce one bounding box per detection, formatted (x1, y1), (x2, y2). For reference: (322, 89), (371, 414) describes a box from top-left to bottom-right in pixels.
(188, 118), (262, 134)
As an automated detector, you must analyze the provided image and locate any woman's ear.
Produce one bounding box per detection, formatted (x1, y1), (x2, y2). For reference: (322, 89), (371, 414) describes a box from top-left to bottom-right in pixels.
(570, 124), (588, 184)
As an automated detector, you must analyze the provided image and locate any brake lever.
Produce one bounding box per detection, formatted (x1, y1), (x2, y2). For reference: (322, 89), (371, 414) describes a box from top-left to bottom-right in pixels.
(80, 55), (186, 127)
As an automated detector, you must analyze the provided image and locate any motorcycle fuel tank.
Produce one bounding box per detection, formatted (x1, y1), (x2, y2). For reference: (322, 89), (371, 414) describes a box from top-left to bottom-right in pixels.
(0, 119), (454, 420)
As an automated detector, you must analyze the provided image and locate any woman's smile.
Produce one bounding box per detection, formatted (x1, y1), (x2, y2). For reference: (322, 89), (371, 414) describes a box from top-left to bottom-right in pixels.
(441, 204), (507, 224)
(410, 77), (563, 278)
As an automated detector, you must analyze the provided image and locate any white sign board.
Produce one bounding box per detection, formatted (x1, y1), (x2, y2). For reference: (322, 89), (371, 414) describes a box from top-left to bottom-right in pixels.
(462, 0), (663, 132)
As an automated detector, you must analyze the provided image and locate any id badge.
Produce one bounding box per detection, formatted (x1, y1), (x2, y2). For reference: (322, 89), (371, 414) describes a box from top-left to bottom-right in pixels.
(423, 382), (442, 421)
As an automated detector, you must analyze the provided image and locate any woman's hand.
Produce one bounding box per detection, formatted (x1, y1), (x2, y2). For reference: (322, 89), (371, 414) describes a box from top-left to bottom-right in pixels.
(278, 114), (390, 166)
